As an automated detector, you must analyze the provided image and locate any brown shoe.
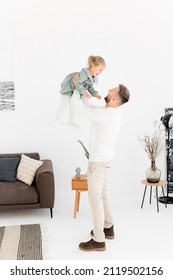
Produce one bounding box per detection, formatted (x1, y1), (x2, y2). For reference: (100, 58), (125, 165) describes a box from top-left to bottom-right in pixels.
(79, 238), (106, 252)
(90, 225), (115, 240)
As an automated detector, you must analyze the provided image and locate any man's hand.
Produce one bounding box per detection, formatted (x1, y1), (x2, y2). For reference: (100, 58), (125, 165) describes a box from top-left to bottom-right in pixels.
(95, 93), (102, 99)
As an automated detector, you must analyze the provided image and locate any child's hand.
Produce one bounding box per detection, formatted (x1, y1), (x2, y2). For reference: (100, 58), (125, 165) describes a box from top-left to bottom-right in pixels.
(95, 93), (102, 99)
(83, 92), (91, 98)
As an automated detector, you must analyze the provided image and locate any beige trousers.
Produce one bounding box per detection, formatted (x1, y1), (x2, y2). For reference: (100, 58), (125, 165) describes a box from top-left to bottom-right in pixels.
(87, 161), (114, 242)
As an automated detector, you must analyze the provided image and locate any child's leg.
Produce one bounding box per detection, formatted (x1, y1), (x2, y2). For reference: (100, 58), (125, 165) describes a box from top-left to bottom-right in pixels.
(68, 90), (80, 128)
(55, 95), (70, 125)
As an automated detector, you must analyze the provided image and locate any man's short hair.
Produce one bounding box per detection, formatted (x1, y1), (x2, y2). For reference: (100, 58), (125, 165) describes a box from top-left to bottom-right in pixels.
(118, 84), (130, 104)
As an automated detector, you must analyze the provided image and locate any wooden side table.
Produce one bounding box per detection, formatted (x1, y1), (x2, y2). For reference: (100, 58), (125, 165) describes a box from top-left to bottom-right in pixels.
(72, 174), (88, 218)
(140, 179), (167, 212)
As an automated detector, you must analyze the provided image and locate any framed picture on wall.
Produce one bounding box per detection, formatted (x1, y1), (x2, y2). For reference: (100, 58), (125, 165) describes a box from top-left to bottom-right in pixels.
(165, 107), (173, 192)
(0, 81), (15, 111)
(0, 45), (15, 111)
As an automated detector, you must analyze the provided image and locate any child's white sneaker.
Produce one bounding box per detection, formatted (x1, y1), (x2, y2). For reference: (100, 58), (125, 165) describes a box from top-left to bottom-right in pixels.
(55, 119), (65, 127)
(67, 120), (80, 129)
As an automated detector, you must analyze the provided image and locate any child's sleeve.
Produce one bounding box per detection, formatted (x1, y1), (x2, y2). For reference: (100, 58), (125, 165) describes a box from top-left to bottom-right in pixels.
(87, 84), (98, 97)
(75, 69), (98, 97)
(87, 75), (98, 97)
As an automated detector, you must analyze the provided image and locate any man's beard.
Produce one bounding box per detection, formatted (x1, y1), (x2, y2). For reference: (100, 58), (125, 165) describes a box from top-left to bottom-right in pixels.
(104, 95), (110, 103)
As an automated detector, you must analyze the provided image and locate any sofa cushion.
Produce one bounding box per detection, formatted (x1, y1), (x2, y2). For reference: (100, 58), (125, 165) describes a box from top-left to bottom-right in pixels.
(0, 156), (21, 182)
(0, 181), (39, 204)
(17, 154), (43, 185)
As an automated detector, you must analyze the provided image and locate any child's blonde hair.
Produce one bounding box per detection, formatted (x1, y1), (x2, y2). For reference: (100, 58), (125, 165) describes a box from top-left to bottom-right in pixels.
(88, 55), (106, 67)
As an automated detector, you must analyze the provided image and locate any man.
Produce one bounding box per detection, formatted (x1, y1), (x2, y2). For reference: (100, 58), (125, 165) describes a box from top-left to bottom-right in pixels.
(74, 84), (130, 251)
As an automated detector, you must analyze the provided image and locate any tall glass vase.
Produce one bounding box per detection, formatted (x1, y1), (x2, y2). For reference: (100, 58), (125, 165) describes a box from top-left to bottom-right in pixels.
(146, 160), (161, 183)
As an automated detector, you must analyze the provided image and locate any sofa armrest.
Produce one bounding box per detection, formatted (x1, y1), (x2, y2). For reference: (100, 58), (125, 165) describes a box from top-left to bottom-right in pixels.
(35, 160), (55, 208)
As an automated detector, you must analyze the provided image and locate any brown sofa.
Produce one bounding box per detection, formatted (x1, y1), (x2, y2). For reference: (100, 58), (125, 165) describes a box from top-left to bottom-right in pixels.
(0, 153), (55, 218)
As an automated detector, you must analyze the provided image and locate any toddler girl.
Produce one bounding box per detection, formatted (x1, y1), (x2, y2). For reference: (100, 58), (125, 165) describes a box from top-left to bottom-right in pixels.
(55, 55), (106, 128)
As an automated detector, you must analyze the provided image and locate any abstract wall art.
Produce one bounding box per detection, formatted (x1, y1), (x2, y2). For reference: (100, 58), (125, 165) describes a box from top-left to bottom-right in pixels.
(0, 81), (15, 111)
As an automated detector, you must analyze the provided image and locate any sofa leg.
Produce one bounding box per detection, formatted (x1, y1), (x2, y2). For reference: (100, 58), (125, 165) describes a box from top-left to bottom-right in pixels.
(50, 208), (53, 218)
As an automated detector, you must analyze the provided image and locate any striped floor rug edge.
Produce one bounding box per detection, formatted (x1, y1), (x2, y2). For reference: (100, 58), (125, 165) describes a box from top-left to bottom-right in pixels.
(0, 224), (43, 260)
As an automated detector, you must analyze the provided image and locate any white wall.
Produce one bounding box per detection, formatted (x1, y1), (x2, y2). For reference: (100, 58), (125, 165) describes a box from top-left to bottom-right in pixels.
(0, 0), (173, 195)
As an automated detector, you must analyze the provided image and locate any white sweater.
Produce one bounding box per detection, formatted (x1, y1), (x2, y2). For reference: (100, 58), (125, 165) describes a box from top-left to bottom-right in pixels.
(74, 92), (122, 162)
